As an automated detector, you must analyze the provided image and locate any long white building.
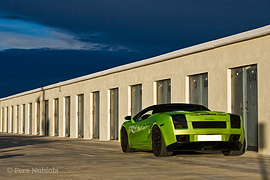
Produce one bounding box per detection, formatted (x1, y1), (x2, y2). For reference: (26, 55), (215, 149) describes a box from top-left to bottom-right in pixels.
(1, 25), (270, 154)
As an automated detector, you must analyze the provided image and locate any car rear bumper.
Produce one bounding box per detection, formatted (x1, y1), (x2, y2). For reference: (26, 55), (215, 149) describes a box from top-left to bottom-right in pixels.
(166, 141), (243, 152)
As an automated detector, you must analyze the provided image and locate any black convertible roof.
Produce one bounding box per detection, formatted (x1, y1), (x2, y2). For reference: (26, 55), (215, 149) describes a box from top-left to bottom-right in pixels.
(147, 103), (210, 114)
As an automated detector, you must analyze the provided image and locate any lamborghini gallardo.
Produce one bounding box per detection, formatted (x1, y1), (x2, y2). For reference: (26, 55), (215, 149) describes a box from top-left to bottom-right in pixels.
(120, 104), (245, 157)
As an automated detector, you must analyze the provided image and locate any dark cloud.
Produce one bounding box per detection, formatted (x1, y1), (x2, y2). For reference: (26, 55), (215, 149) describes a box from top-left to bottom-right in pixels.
(1, 0), (270, 50)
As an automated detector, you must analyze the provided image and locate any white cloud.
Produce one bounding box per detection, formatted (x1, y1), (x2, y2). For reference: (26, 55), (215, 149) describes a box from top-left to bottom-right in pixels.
(0, 17), (130, 51)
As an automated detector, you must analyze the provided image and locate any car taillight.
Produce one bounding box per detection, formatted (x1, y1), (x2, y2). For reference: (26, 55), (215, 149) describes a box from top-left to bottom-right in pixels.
(230, 114), (241, 128)
(171, 114), (188, 129)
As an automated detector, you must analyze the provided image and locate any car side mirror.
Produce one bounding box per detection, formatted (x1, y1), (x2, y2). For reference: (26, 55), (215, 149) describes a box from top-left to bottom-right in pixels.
(124, 116), (131, 120)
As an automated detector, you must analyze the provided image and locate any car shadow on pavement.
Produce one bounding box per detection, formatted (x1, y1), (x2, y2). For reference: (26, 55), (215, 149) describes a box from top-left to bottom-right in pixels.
(0, 148), (23, 153)
(0, 134), (54, 147)
(131, 149), (222, 157)
(173, 151), (202, 156)
(0, 154), (24, 160)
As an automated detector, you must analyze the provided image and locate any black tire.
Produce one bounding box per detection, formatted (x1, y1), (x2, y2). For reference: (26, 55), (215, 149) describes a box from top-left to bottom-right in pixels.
(152, 126), (173, 157)
(121, 127), (135, 153)
(222, 140), (245, 156)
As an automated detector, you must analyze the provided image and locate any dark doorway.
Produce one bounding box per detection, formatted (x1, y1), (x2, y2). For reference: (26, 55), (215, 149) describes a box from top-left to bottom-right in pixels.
(65, 97), (70, 137)
(54, 99), (59, 136)
(131, 84), (142, 117)
(231, 65), (258, 150)
(92, 92), (100, 139)
(157, 79), (171, 104)
(78, 94), (84, 138)
(44, 100), (49, 136)
(110, 88), (119, 140)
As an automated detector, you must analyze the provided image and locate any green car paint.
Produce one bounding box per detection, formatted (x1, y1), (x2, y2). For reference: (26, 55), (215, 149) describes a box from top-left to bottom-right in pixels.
(120, 104), (245, 157)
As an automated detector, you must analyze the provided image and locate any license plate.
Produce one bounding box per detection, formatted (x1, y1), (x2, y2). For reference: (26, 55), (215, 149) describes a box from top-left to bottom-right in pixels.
(197, 135), (222, 141)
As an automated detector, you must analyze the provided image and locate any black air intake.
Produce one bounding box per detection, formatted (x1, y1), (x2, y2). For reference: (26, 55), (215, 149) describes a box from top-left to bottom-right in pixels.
(192, 121), (226, 128)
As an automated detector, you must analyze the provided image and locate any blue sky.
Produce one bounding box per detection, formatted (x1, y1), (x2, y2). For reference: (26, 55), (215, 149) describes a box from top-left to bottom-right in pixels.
(1, 0), (270, 98)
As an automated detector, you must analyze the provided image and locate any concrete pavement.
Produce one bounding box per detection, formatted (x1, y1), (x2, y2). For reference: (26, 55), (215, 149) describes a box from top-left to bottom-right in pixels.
(0, 133), (269, 180)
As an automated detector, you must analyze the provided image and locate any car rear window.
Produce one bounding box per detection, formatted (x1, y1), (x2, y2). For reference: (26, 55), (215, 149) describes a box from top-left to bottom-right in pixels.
(166, 105), (210, 112)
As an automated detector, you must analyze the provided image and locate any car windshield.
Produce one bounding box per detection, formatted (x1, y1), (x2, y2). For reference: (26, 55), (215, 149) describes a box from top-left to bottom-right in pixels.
(166, 105), (210, 112)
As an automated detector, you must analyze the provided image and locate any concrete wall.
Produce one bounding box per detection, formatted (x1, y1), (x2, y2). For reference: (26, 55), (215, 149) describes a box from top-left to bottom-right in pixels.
(1, 25), (270, 154)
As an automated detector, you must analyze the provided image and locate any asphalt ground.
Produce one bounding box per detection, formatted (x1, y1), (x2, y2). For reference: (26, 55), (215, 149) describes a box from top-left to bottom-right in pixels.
(0, 133), (269, 180)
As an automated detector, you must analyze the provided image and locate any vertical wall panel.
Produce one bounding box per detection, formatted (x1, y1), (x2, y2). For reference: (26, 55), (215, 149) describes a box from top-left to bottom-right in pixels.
(54, 98), (59, 136)
(65, 96), (70, 137)
(110, 88), (119, 140)
(65, 97), (69, 137)
(44, 100), (49, 136)
(246, 65), (258, 149)
(36, 101), (40, 135)
(78, 94), (84, 138)
(1, 108), (4, 132)
(0, 108), (2, 132)
(11, 106), (13, 133)
(16, 105), (19, 133)
(92, 92), (100, 139)
(22, 104), (25, 134)
(29, 103), (32, 134)
(6, 107), (8, 133)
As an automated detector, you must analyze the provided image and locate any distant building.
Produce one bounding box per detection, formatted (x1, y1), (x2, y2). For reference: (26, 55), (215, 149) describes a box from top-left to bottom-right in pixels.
(1, 25), (269, 154)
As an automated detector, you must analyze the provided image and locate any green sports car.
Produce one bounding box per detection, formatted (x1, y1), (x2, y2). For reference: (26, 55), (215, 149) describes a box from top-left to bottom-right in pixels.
(120, 103), (245, 157)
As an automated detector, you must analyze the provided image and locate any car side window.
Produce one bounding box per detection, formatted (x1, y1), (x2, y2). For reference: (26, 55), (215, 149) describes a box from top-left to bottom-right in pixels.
(137, 110), (153, 122)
